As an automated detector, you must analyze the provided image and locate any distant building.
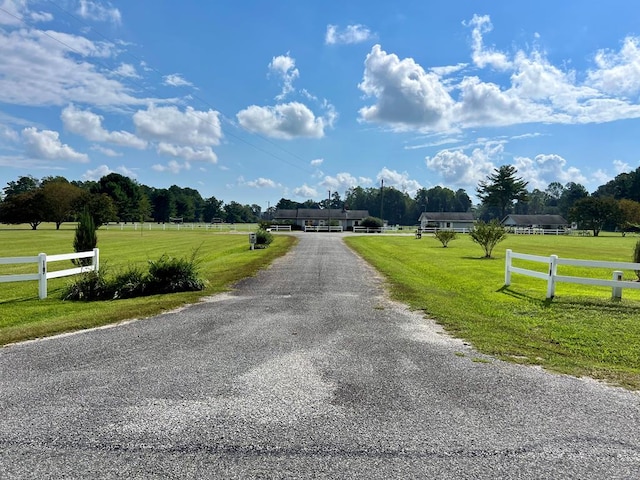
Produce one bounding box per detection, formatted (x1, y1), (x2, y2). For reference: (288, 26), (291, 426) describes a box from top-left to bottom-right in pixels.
(501, 214), (569, 230)
(418, 212), (475, 230)
(273, 208), (369, 230)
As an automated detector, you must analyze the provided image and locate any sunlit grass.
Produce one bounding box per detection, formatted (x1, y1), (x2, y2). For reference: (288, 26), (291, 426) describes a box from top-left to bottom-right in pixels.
(0, 226), (296, 345)
(345, 233), (640, 389)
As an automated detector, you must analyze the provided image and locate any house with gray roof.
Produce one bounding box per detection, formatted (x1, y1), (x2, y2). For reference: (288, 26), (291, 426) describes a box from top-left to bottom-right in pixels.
(273, 208), (370, 230)
(418, 212), (475, 230)
(501, 214), (569, 231)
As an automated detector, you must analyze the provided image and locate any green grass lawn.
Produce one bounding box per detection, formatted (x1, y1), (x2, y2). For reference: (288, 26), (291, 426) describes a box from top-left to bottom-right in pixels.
(345, 232), (640, 389)
(0, 224), (296, 346)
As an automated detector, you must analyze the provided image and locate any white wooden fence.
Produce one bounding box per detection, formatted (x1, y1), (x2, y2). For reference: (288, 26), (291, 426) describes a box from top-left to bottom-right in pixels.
(0, 249), (99, 299)
(504, 249), (640, 300)
(269, 225), (292, 231)
(304, 225), (344, 232)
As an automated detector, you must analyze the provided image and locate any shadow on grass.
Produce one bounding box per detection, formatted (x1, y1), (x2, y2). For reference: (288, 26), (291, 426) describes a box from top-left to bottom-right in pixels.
(497, 285), (554, 308)
(497, 285), (640, 312)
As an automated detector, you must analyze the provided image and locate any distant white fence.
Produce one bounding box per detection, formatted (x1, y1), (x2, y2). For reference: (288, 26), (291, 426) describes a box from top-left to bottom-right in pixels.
(353, 226), (383, 233)
(269, 225), (292, 231)
(0, 249), (99, 299)
(103, 222), (255, 232)
(419, 227), (471, 234)
(304, 225), (344, 232)
(504, 249), (640, 300)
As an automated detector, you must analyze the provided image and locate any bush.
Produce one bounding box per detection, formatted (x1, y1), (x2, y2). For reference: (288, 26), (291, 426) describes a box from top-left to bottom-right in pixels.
(255, 228), (273, 247)
(62, 268), (113, 301)
(361, 216), (383, 229)
(147, 253), (205, 294)
(433, 230), (457, 247)
(112, 266), (147, 299)
(63, 251), (205, 301)
(72, 209), (97, 266)
(469, 220), (507, 258)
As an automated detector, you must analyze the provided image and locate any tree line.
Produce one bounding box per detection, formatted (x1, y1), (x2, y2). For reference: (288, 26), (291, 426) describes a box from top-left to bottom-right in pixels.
(1, 165), (640, 233)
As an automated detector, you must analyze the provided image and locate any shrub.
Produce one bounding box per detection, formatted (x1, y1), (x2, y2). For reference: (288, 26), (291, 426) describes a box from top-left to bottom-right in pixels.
(63, 251), (205, 301)
(62, 268), (113, 301)
(255, 228), (273, 246)
(258, 220), (272, 230)
(112, 266), (147, 299)
(433, 230), (457, 247)
(361, 216), (383, 229)
(72, 209), (97, 266)
(469, 220), (507, 258)
(146, 253), (205, 294)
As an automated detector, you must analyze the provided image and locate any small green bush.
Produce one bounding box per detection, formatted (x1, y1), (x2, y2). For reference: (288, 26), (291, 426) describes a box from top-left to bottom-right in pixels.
(62, 268), (113, 301)
(112, 266), (147, 299)
(361, 216), (383, 229)
(255, 228), (273, 246)
(63, 251), (205, 301)
(433, 230), (457, 247)
(469, 220), (507, 258)
(147, 253), (205, 294)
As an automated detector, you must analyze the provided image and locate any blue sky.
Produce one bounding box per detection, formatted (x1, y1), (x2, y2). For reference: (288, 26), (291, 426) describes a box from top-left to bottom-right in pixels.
(1, 1), (640, 208)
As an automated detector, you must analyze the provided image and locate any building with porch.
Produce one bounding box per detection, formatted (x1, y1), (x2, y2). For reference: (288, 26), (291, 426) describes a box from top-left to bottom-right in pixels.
(273, 208), (370, 230)
(418, 212), (475, 231)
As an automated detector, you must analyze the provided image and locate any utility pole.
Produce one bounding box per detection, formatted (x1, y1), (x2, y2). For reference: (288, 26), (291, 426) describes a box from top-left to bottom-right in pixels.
(328, 190), (331, 231)
(380, 179), (384, 224)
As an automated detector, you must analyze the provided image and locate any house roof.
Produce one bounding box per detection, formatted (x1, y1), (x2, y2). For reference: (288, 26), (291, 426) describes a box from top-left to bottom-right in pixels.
(418, 212), (475, 222)
(501, 214), (568, 226)
(273, 208), (369, 220)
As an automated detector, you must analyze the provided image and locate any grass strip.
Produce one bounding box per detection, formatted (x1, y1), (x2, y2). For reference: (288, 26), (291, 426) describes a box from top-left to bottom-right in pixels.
(0, 228), (295, 346)
(345, 233), (640, 389)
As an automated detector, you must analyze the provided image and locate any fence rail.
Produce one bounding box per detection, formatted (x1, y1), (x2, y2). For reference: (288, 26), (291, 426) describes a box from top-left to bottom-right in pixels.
(504, 249), (640, 300)
(0, 249), (99, 299)
(269, 225), (292, 231)
(304, 225), (344, 232)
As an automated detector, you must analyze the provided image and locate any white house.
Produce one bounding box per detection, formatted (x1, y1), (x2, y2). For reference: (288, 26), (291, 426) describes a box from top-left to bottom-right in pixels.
(418, 212), (475, 230)
(273, 208), (370, 230)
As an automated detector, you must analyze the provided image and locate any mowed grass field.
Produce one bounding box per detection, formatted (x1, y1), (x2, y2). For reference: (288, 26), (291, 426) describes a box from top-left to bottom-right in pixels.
(345, 233), (640, 389)
(0, 224), (296, 346)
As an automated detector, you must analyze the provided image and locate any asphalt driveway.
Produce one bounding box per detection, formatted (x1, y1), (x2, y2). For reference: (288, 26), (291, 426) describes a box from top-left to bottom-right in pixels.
(1, 233), (639, 478)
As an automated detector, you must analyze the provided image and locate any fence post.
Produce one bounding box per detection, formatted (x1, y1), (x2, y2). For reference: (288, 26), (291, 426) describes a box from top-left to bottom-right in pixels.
(505, 249), (512, 286)
(38, 253), (47, 299)
(612, 270), (623, 301)
(546, 255), (558, 299)
(93, 248), (100, 272)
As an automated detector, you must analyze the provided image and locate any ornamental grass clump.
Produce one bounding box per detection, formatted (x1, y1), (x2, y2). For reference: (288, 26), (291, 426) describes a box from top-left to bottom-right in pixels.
(63, 250), (205, 301)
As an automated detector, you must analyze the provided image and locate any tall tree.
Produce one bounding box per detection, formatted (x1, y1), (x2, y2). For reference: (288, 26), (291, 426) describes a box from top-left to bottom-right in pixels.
(477, 165), (528, 219)
(3, 175), (39, 198)
(94, 173), (142, 222)
(0, 190), (46, 229)
(202, 195), (224, 223)
(41, 181), (83, 229)
(569, 196), (622, 236)
(558, 182), (589, 219)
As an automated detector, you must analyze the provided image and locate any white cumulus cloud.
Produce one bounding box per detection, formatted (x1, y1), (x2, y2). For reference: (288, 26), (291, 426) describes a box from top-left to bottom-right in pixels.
(163, 73), (193, 87)
(293, 184), (318, 198)
(61, 105), (147, 149)
(156, 143), (217, 163)
(358, 45), (455, 131)
(22, 127), (88, 162)
(245, 177), (279, 188)
(77, 0), (121, 24)
(133, 105), (222, 146)
(325, 24), (373, 45)
(237, 102), (327, 139)
(425, 142), (502, 189)
(152, 160), (191, 174)
(514, 154), (587, 190)
(377, 167), (422, 196)
(269, 54), (299, 100)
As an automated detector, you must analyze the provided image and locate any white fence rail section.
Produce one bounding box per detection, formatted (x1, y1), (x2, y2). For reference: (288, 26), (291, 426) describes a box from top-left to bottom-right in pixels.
(269, 225), (292, 231)
(504, 249), (640, 300)
(0, 249), (99, 299)
(304, 225), (344, 232)
(103, 222), (255, 232)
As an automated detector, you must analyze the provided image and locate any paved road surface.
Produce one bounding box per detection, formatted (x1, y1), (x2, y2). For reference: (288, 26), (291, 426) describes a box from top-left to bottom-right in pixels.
(1, 233), (639, 478)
